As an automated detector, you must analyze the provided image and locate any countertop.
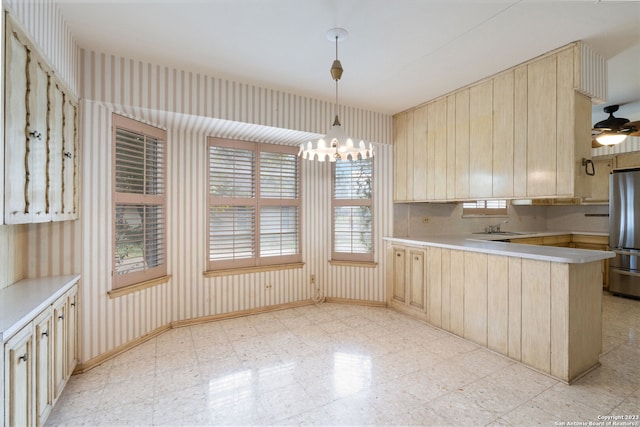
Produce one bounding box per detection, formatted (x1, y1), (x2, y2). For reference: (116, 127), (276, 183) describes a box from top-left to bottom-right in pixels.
(0, 274), (80, 343)
(384, 231), (614, 264)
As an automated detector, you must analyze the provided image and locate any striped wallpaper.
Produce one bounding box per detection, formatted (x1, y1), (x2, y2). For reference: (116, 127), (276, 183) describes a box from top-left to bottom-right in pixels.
(2, 0), (393, 364)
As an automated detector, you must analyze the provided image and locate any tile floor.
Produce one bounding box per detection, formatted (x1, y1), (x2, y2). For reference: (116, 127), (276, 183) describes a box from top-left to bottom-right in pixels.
(47, 292), (640, 426)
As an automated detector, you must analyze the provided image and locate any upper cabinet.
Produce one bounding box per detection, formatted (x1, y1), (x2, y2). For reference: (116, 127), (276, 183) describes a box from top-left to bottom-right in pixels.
(393, 42), (605, 202)
(3, 17), (79, 224)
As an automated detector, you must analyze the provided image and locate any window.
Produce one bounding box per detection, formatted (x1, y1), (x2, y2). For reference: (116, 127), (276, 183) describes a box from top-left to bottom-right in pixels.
(208, 138), (301, 270)
(332, 158), (373, 262)
(462, 200), (508, 216)
(112, 114), (166, 289)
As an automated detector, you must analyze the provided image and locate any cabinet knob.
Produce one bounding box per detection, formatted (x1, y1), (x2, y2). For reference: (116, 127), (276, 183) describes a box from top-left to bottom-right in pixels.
(396, 253), (401, 257)
(42, 330), (49, 337)
(415, 256), (419, 260)
(29, 130), (43, 140)
(19, 353), (28, 362)
(58, 314), (64, 320)
(71, 302), (76, 307)
(64, 151), (72, 159)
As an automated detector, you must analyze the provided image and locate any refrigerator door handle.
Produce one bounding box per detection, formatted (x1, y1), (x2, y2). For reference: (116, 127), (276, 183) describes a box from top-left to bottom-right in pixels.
(611, 268), (640, 278)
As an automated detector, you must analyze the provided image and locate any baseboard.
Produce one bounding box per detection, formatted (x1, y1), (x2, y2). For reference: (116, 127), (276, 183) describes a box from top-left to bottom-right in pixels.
(324, 297), (387, 308)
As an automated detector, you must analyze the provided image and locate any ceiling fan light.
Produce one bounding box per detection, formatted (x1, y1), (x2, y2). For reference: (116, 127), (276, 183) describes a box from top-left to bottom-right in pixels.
(596, 133), (628, 146)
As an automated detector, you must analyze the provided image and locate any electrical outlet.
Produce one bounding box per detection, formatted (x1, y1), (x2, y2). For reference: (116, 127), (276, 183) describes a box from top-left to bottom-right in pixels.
(310, 274), (315, 285)
(423, 217), (429, 223)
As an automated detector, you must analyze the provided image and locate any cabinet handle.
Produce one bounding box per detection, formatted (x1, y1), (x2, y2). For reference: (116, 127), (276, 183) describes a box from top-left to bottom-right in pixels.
(19, 354), (28, 362)
(64, 151), (72, 159)
(58, 315), (64, 320)
(71, 302), (76, 307)
(42, 330), (49, 337)
(415, 256), (419, 260)
(29, 130), (43, 140)
(397, 253), (401, 257)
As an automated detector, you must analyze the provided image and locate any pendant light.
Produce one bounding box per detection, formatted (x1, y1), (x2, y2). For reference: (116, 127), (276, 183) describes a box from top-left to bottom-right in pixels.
(299, 28), (374, 162)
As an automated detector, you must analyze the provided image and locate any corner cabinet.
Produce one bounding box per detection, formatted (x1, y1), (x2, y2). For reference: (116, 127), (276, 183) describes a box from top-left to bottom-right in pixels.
(1, 275), (80, 427)
(386, 243), (427, 320)
(3, 16), (79, 224)
(393, 41), (605, 202)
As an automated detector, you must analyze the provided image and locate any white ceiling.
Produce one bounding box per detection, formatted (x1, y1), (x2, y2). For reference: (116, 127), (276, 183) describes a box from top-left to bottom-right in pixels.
(56, 0), (640, 122)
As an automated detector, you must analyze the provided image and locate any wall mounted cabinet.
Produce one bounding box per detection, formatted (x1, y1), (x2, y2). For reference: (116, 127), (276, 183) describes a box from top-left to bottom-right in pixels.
(3, 17), (78, 225)
(393, 42), (605, 203)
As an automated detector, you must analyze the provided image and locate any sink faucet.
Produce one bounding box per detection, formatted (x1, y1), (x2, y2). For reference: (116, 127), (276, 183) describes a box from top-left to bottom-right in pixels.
(485, 219), (508, 234)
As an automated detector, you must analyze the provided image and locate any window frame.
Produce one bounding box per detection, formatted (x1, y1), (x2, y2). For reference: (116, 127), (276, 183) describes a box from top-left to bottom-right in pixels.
(461, 200), (508, 217)
(112, 114), (167, 289)
(331, 157), (374, 263)
(207, 137), (302, 271)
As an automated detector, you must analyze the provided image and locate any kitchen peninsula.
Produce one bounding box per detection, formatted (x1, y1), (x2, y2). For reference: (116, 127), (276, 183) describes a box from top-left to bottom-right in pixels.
(384, 235), (614, 383)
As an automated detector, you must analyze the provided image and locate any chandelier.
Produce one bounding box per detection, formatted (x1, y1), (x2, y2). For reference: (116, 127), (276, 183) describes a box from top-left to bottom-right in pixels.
(299, 28), (374, 162)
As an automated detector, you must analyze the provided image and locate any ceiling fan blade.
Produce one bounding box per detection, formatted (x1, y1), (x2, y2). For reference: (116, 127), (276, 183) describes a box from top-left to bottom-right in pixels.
(623, 120), (640, 136)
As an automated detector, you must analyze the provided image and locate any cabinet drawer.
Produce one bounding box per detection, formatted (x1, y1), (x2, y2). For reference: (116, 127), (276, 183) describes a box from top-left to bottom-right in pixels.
(571, 234), (608, 246)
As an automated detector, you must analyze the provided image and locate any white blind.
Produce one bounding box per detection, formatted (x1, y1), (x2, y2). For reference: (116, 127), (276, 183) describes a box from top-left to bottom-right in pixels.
(113, 115), (166, 288)
(334, 159), (372, 200)
(260, 206), (299, 257)
(209, 206), (256, 261)
(208, 138), (301, 269)
(259, 151), (298, 199)
(210, 146), (255, 198)
(334, 206), (372, 254)
(115, 204), (165, 275)
(332, 158), (374, 261)
(463, 200), (507, 209)
(115, 128), (165, 195)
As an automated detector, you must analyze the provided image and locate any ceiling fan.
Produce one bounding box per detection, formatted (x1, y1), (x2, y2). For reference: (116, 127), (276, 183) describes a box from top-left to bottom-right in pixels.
(592, 104), (640, 148)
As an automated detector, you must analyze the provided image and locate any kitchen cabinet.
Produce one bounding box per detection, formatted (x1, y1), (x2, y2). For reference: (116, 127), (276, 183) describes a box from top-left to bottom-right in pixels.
(582, 158), (612, 204)
(1, 276), (79, 427)
(34, 309), (53, 426)
(3, 17), (79, 225)
(392, 41), (602, 202)
(386, 244), (427, 320)
(614, 152), (640, 170)
(4, 325), (34, 427)
(571, 234), (610, 289)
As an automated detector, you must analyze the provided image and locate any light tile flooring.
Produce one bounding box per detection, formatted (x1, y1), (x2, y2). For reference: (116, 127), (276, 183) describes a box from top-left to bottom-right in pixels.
(47, 292), (640, 426)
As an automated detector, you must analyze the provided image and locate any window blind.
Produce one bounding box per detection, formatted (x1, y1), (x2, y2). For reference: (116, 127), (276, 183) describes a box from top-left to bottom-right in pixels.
(332, 158), (374, 262)
(210, 146), (255, 198)
(112, 115), (166, 289)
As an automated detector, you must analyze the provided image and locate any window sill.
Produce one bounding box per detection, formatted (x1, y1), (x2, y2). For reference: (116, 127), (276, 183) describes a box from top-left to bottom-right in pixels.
(204, 262), (305, 277)
(108, 275), (171, 299)
(329, 260), (378, 268)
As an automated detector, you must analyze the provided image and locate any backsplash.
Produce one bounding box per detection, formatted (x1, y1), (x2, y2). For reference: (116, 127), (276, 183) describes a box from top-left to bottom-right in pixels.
(394, 202), (609, 237)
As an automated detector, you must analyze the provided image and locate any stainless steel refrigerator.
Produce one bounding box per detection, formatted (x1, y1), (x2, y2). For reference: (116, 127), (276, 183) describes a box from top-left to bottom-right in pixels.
(609, 168), (640, 298)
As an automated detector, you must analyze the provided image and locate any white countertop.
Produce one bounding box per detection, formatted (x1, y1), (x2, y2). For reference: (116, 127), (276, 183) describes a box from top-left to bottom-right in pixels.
(384, 233), (614, 264)
(0, 274), (80, 342)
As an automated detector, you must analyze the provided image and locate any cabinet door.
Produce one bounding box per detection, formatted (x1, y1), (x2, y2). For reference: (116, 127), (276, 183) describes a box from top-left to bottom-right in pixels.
(393, 113), (409, 201)
(4, 27), (30, 223)
(35, 310), (53, 425)
(408, 249), (426, 310)
(527, 55), (557, 197)
(584, 158), (612, 203)
(469, 80), (493, 199)
(28, 57), (52, 223)
(428, 99), (448, 201)
(454, 89), (470, 199)
(5, 325), (34, 427)
(493, 71), (515, 198)
(66, 287), (79, 375)
(392, 247), (406, 303)
(61, 100), (79, 219)
(48, 82), (65, 219)
(52, 298), (67, 399)
(412, 106), (428, 201)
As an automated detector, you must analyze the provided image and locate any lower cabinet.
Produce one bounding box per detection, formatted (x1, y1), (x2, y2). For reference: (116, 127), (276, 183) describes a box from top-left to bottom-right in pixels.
(387, 244), (427, 320)
(2, 280), (78, 427)
(4, 325), (34, 427)
(571, 234), (610, 289)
